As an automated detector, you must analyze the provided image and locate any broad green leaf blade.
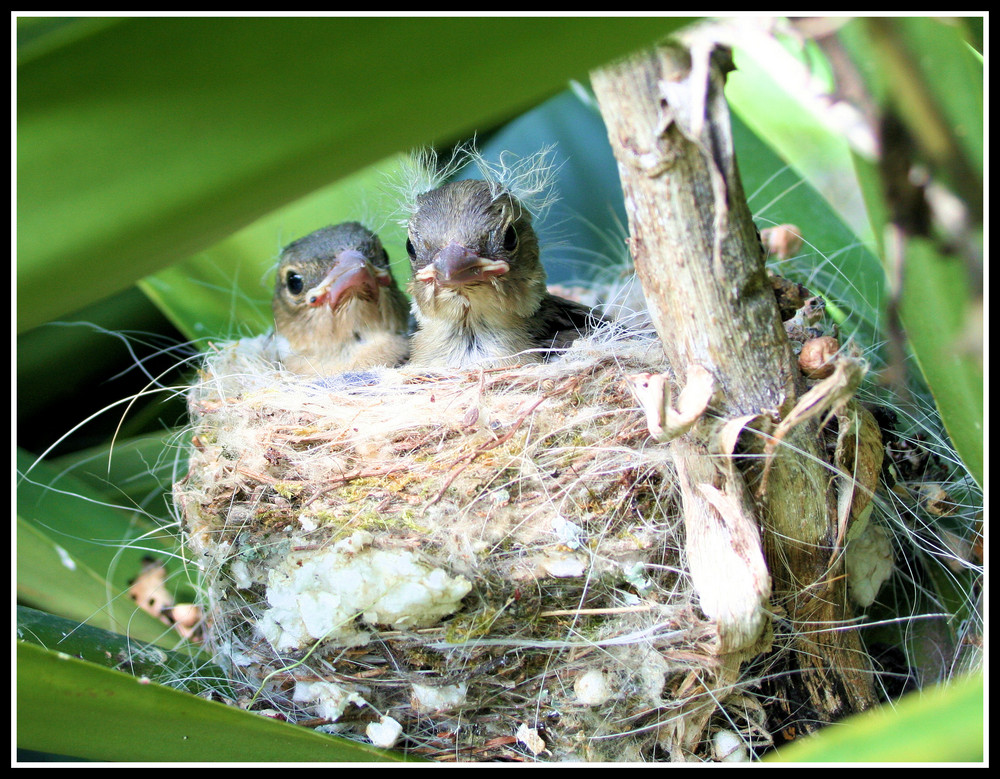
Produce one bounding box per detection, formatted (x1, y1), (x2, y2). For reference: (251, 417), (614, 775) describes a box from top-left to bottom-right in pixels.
(16, 605), (224, 697)
(16, 641), (411, 762)
(16, 447), (190, 641)
(766, 673), (984, 762)
(16, 16), (122, 61)
(17, 16), (691, 334)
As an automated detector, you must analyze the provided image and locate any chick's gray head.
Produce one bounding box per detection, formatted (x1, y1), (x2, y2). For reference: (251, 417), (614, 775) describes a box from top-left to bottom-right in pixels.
(275, 222), (390, 310)
(405, 180), (547, 322)
(273, 222), (408, 346)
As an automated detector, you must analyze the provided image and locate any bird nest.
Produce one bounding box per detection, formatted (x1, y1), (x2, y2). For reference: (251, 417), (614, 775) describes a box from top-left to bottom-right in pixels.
(174, 323), (771, 762)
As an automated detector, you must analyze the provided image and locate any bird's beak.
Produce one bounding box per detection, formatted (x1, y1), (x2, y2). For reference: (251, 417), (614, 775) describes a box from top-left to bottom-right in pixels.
(415, 242), (509, 286)
(306, 250), (389, 310)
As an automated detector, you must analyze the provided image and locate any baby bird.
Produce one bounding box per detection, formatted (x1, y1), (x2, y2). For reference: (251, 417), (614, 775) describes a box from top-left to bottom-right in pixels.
(272, 222), (410, 375)
(406, 179), (599, 369)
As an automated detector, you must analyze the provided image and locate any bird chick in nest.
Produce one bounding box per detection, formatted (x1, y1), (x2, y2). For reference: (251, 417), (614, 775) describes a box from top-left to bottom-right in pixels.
(272, 222), (410, 375)
(405, 178), (602, 369)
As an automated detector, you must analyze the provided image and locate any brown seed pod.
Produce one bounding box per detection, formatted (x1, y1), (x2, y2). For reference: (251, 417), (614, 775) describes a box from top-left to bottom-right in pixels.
(760, 224), (804, 260)
(798, 335), (840, 378)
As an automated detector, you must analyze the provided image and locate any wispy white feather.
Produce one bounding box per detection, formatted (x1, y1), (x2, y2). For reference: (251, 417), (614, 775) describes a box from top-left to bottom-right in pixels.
(390, 141), (562, 226)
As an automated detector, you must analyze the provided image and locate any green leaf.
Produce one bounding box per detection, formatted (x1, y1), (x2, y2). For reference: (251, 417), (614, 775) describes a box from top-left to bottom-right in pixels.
(48, 430), (182, 514)
(766, 673), (984, 762)
(16, 605), (223, 696)
(16, 447), (187, 642)
(17, 16), (690, 334)
(16, 641), (411, 762)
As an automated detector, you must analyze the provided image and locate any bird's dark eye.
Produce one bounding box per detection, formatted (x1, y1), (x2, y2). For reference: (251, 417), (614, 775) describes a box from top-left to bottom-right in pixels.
(285, 271), (304, 295)
(503, 224), (518, 252)
(405, 238), (416, 259)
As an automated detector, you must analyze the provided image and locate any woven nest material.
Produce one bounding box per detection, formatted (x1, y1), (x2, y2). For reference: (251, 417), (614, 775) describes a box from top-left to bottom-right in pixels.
(174, 324), (769, 762)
